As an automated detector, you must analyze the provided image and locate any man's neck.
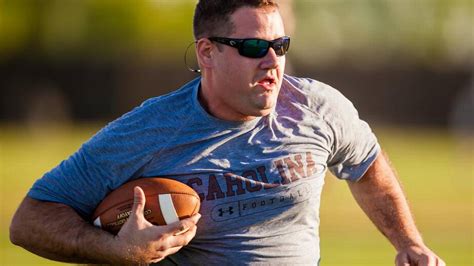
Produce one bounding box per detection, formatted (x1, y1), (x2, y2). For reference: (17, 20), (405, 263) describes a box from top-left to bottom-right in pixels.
(198, 79), (257, 122)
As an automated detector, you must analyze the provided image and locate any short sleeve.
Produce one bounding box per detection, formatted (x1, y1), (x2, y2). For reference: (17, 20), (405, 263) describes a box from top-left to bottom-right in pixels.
(322, 86), (380, 181)
(27, 102), (158, 218)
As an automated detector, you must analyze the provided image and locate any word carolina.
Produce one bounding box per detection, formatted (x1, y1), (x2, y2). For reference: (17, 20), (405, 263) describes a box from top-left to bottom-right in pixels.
(186, 152), (320, 202)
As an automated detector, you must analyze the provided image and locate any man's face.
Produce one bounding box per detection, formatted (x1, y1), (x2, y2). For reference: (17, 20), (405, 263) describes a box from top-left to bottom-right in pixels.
(206, 6), (286, 121)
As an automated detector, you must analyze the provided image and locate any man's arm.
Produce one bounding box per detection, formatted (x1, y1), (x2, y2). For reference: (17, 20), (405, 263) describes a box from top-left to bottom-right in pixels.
(10, 187), (200, 264)
(347, 152), (445, 266)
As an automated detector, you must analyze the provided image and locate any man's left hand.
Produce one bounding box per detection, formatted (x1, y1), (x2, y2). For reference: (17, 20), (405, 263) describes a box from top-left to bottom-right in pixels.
(395, 245), (446, 266)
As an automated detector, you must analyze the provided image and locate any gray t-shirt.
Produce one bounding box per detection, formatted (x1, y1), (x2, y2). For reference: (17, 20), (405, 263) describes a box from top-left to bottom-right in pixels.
(28, 74), (380, 265)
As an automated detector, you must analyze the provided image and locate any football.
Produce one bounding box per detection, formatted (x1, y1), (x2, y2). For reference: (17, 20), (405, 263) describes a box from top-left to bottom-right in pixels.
(92, 177), (201, 234)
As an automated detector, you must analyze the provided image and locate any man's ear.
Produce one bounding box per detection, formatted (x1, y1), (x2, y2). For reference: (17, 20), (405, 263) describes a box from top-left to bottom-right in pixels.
(196, 38), (215, 69)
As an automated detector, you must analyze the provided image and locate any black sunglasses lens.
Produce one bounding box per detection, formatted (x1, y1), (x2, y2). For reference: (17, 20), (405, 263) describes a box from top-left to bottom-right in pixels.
(238, 37), (290, 58)
(273, 37), (290, 56)
(241, 39), (270, 58)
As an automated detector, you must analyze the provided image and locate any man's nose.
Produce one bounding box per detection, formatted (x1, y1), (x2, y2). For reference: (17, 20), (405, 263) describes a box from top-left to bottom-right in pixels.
(259, 48), (281, 70)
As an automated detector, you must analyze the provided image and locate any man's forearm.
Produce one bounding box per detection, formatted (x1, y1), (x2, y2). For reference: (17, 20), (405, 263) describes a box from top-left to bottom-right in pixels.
(10, 197), (121, 264)
(347, 153), (424, 250)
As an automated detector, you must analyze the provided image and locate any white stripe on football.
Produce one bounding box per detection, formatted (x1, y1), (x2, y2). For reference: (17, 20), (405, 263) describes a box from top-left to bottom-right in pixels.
(159, 194), (180, 224)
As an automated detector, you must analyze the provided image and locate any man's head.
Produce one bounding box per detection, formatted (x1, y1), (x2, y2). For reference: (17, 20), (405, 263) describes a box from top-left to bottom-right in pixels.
(193, 0), (279, 40)
(194, 0), (287, 122)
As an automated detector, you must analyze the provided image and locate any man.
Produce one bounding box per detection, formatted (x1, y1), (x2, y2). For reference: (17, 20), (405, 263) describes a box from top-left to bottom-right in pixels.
(10, 0), (445, 265)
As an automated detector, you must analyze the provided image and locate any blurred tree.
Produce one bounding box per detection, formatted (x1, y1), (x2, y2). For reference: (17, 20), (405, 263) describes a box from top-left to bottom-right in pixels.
(0, 0), (472, 66)
(0, 0), (195, 62)
(292, 0), (473, 68)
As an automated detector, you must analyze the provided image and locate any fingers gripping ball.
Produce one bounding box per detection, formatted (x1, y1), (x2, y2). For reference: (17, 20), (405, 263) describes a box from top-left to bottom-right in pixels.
(92, 177), (201, 234)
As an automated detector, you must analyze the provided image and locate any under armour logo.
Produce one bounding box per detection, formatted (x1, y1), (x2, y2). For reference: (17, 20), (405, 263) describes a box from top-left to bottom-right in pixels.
(218, 207), (234, 217)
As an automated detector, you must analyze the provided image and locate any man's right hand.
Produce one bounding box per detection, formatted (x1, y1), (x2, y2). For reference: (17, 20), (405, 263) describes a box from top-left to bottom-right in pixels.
(113, 186), (201, 264)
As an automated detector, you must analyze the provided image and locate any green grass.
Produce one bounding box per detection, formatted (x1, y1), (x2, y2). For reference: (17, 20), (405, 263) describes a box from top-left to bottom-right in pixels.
(0, 124), (472, 265)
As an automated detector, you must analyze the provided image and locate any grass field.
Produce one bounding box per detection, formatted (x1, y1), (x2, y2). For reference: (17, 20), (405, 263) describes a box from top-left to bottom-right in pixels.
(0, 124), (472, 265)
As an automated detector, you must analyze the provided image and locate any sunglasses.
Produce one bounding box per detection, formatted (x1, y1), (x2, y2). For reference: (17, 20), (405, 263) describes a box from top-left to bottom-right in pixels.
(208, 36), (290, 58)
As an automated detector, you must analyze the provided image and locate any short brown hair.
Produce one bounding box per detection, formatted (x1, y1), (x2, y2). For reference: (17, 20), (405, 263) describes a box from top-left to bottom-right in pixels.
(193, 0), (279, 39)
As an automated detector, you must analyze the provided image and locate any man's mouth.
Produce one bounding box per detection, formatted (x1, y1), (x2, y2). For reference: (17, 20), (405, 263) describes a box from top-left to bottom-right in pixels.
(256, 76), (276, 90)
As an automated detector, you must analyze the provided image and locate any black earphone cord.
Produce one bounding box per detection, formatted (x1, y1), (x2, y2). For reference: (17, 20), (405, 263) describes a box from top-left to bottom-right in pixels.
(184, 41), (201, 73)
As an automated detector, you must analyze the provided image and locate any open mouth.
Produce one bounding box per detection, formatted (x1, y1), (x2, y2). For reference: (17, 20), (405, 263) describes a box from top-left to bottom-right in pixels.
(257, 76), (276, 90)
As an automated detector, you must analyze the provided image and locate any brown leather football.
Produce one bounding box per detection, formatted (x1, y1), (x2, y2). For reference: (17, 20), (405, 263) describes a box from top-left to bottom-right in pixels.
(92, 177), (200, 234)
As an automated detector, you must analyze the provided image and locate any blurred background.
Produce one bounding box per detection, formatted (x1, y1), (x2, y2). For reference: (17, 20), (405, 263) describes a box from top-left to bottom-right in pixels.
(0, 0), (472, 265)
